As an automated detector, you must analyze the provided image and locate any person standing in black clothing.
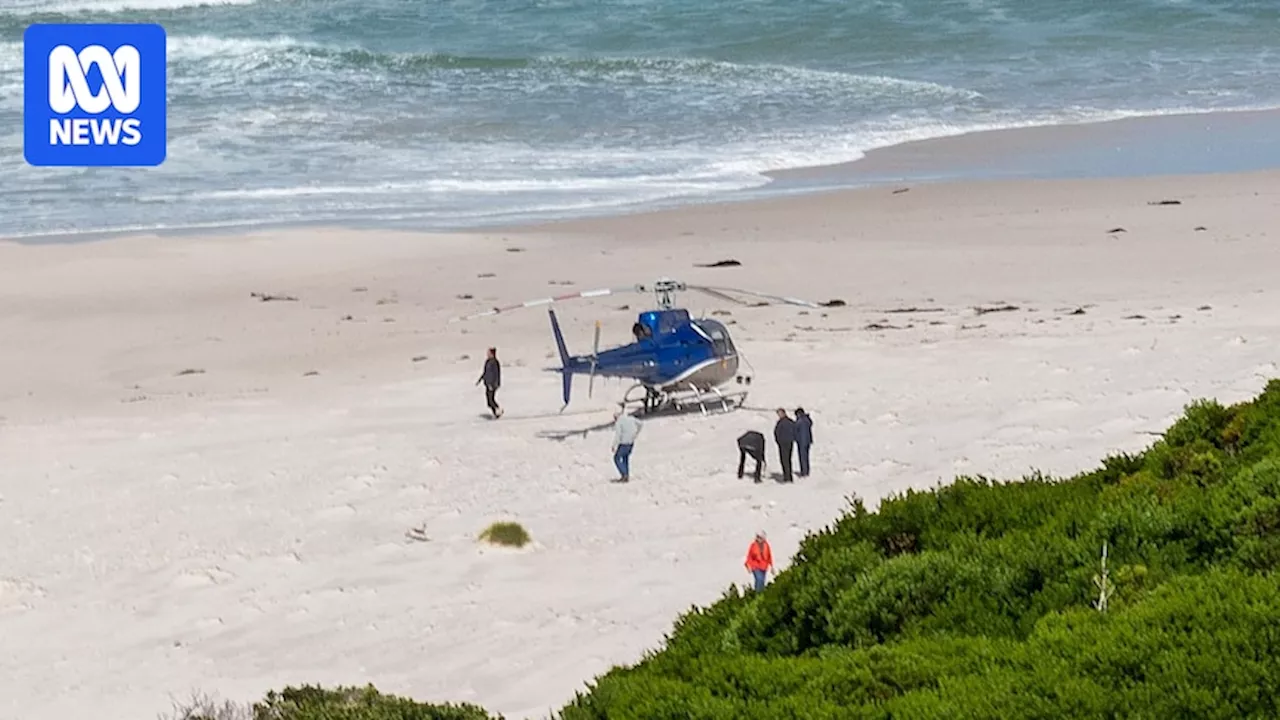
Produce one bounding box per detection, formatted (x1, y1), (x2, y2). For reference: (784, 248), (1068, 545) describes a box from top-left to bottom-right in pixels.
(794, 408), (813, 477)
(476, 347), (503, 418)
(773, 408), (796, 483)
(736, 430), (766, 483)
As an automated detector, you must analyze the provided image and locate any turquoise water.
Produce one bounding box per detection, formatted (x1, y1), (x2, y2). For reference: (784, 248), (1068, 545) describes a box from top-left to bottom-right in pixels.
(1, 0), (1277, 238)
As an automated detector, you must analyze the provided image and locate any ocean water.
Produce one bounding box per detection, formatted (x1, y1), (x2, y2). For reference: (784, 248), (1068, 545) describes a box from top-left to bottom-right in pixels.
(1, 0), (1277, 239)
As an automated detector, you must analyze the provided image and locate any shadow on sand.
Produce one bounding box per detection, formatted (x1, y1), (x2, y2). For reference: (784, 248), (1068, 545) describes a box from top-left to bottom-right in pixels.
(536, 420), (617, 442)
(477, 407), (604, 423)
(534, 401), (776, 441)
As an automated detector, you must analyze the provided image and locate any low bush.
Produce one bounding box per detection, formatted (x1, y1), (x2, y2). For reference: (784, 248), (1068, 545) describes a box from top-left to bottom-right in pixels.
(162, 692), (251, 720)
(254, 686), (498, 720)
(479, 521), (531, 548)
(164, 685), (499, 720)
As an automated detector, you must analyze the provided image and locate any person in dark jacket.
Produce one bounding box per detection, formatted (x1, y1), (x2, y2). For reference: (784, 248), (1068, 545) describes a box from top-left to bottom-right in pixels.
(737, 430), (766, 483)
(476, 347), (503, 418)
(794, 408), (813, 477)
(773, 408), (796, 483)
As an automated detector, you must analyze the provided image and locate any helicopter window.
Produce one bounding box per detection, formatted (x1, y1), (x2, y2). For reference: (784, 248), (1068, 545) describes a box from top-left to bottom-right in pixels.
(709, 328), (734, 355)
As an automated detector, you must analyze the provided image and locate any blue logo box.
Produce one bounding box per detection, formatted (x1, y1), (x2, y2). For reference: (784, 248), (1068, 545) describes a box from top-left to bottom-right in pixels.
(24, 23), (167, 167)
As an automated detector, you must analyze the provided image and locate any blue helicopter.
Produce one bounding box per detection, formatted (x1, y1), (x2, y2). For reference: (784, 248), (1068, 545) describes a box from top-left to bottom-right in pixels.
(451, 278), (822, 415)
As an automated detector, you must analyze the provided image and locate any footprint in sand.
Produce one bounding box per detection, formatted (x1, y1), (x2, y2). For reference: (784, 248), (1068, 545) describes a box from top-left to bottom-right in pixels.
(339, 474), (378, 492)
(0, 577), (46, 611)
(315, 503), (357, 521)
(1097, 416), (1147, 434)
(173, 566), (236, 589)
(864, 458), (911, 473)
(398, 483), (430, 497)
(1040, 397), (1082, 412)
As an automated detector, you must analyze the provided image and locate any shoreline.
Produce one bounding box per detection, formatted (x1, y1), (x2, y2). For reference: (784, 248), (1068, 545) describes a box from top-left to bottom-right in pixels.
(499, 105), (1280, 235)
(767, 105), (1280, 188)
(6, 105), (1280, 245)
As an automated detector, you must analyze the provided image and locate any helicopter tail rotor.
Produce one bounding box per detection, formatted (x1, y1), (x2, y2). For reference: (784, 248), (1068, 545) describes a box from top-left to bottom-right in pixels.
(588, 320), (601, 398)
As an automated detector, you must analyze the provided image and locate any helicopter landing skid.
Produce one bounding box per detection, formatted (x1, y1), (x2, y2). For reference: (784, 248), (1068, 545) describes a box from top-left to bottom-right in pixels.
(621, 383), (747, 417)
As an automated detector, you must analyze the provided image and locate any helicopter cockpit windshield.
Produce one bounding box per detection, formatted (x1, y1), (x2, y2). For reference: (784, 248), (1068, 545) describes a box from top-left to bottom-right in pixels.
(699, 319), (735, 356)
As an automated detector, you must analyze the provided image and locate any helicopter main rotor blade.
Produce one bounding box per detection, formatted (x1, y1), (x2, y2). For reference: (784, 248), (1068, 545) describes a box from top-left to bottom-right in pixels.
(448, 286), (635, 323)
(687, 285), (823, 309)
(685, 286), (755, 306)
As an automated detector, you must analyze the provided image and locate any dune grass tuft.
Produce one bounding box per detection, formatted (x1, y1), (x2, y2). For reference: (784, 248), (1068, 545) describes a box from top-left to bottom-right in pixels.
(478, 521), (530, 548)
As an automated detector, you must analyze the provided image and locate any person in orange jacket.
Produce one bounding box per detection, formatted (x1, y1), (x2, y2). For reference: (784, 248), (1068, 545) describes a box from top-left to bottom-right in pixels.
(744, 531), (774, 592)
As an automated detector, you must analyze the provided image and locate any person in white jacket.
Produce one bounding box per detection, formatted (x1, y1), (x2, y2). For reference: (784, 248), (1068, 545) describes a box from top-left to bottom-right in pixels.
(611, 407), (643, 482)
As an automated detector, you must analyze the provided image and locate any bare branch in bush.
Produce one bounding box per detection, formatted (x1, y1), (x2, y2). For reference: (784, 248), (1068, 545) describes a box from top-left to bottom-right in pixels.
(158, 691), (251, 720)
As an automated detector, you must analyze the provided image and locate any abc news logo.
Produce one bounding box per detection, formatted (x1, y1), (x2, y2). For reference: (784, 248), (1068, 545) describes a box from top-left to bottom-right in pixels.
(24, 23), (167, 167)
(48, 44), (144, 147)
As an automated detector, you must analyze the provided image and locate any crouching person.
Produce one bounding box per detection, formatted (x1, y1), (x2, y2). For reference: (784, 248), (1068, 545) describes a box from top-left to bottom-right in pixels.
(737, 430), (766, 483)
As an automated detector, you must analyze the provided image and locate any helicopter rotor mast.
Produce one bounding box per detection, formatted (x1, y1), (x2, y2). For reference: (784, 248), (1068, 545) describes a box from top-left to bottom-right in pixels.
(634, 277), (687, 310)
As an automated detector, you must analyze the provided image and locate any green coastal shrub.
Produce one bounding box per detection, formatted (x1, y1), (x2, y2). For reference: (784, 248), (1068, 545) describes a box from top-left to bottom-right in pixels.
(479, 521), (531, 548)
(253, 686), (498, 720)
(164, 685), (499, 720)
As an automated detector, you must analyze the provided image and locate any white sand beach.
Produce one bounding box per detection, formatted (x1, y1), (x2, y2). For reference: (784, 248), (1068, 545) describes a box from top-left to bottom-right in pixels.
(2, 169), (1279, 719)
